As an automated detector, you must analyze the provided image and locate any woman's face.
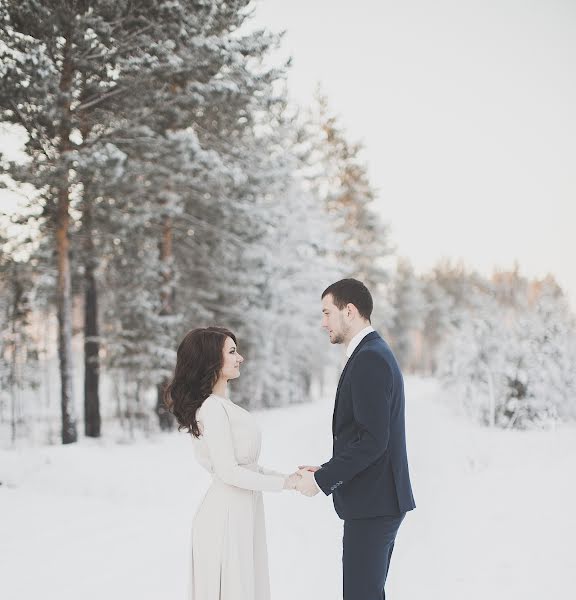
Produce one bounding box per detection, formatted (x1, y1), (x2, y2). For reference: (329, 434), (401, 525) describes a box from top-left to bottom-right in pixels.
(220, 336), (244, 380)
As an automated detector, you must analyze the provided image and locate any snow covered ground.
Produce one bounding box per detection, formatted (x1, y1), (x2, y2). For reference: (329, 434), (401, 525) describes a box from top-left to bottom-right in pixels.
(1, 376), (575, 600)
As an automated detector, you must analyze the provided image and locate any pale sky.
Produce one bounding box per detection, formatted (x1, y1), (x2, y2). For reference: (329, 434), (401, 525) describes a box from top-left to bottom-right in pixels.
(2, 0), (575, 303)
(251, 0), (576, 303)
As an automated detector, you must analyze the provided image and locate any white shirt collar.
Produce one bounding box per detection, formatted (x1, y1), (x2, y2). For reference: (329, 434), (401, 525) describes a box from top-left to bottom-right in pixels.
(346, 325), (375, 358)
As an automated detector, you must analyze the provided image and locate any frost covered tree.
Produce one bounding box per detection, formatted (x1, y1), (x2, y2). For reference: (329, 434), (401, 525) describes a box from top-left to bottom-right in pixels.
(419, 276), (454, 374)
(514, 279), (576, 424)
(0, 0), (137, 442)
(412, 261), (493, 375)
(0, 242), (40, 444)
(100, 1), (287, 427)
(440, 275), (576, 429)
(0, 0), (140, 441)
(235, 179), (341, 408)
(0, 0), (287, 437)
(388, 258), (427, 371)
(73, 144), (127, 437)
(440, 290), (509, 426)
(300, 93), (392, 294)
(101, 218), (181, 432)
(166, 101), (343, 408)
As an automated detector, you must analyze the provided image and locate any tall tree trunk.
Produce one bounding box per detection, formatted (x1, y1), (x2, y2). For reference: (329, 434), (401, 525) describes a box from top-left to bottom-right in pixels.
(56, 37), (77, 444)
(155, 214), (175, 431)
(159, 214), (174, 316)
(79, 103), (101, 438)
(83, 201), (101, 437)
(10, 274), (18, 445)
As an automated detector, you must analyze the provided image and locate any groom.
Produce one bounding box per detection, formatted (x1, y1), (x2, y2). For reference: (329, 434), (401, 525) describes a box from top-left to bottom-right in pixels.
(295, 278), (415, 599)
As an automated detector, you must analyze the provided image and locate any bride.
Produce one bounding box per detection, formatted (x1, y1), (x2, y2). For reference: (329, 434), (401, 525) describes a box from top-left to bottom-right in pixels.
(164, 326), (301, 600)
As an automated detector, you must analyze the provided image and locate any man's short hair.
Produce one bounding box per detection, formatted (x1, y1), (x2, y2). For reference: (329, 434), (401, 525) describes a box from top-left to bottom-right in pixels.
(322, 278), (373, 322)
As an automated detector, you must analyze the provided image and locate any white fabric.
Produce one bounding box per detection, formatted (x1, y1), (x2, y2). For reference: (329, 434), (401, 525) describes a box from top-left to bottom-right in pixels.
(345, 325), (375, 358)
(190, 394), (286, 600)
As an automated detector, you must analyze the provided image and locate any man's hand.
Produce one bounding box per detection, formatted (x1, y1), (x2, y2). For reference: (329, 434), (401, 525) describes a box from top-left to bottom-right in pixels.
(298, 465), (321, 472)
(295, 468), (320, 497)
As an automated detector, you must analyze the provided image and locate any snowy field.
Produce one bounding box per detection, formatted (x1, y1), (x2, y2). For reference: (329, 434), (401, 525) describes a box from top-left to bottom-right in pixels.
(1, 376), (575, 600)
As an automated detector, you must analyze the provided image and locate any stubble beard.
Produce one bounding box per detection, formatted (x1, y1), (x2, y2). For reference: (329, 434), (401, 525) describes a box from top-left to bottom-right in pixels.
(330, 317), (350, 345)
(330, 332), (345, 344)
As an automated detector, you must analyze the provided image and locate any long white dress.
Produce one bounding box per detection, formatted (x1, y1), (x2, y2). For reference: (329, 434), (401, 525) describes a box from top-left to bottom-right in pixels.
(190, 393), (287, 600)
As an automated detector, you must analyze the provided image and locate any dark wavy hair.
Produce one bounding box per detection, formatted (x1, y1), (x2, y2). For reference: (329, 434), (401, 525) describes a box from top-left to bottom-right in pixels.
(164, 326), (237, 438)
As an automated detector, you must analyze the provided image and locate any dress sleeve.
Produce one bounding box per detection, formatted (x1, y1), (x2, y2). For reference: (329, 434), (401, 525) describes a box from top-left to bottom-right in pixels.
(258, 465), (289, 478)
(199, 397), (285, 492)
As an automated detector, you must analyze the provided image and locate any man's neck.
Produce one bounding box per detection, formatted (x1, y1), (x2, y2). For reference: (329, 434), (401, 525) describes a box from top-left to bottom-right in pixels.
(343, 322), (372, 347)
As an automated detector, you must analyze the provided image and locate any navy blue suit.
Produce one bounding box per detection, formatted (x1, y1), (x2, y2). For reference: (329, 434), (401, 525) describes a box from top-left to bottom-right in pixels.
(314, 331), (415, 599)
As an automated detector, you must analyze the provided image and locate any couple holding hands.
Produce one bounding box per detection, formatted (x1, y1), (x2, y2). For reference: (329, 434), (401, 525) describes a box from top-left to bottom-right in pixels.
(165, 278), (415, 600)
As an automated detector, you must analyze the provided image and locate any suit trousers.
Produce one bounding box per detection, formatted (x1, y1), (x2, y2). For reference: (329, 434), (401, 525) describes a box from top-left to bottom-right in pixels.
(342, 513), (405, 600)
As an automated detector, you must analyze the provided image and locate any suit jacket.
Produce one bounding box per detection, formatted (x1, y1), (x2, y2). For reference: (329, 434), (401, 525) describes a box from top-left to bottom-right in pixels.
(314, 331), (416, 520)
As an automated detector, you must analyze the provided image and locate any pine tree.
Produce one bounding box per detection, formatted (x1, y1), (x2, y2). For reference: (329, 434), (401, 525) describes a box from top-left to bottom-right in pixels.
(431, 260), (490, 328)
(388, 258), (426, 371)
(73, 142), (127, 437)
(420, 276), (454, 374)
(236, 178), (341, 408)
(0, 0), (287, 438)
(0, 1), (137, 442)
(140, 98), (342, 409)
(0, 235), (40, 444)
(300, 93), (392, 294)
(440, 272), (576, 429)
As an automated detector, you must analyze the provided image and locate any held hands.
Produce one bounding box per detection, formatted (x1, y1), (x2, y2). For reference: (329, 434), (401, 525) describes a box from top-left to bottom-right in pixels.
(283, 472), (302, 490)
(294, 465), (321, 497)
(283, 465), (321, 497)
(295, 468), (320, 497)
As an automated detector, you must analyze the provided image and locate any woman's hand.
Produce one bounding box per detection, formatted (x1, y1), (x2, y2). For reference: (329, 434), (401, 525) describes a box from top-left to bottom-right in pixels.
(283, 472), (302, 490)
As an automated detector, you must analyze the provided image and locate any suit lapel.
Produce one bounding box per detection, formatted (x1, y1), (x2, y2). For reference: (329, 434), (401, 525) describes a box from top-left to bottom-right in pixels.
(331, 331), (380, 432)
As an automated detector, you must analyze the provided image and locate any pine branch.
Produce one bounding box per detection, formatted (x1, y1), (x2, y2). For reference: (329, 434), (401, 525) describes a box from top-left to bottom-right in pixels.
(9, 101), (53, 161)
(74, 86), (126, 112)
(78, 24), (157, 62)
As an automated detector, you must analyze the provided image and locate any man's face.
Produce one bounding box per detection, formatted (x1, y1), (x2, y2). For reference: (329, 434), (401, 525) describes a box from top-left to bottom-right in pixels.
(321, 294), (349, 344)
